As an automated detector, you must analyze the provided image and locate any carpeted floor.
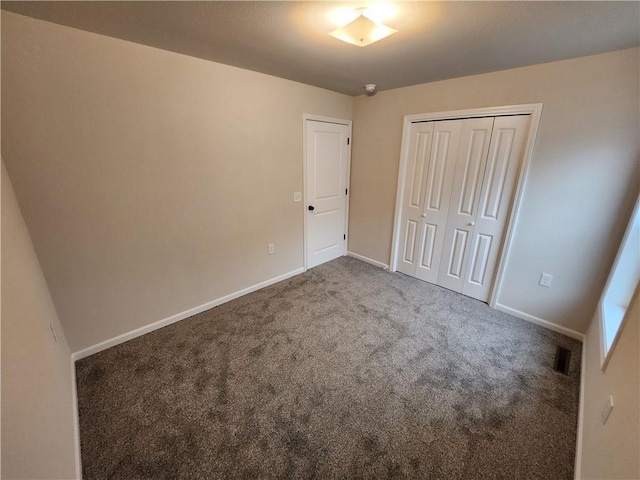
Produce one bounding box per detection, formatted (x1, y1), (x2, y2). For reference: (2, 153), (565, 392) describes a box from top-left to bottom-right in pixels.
(76, 256), (581, 479)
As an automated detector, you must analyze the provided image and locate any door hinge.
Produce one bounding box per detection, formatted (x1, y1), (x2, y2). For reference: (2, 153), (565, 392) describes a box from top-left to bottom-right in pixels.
(344, 234), (346, 240)
(347, 137), (350, 145)
(345, 188), (348, 195)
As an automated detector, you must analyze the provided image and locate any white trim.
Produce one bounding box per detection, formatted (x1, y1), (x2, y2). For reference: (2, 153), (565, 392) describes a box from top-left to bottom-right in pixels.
(71, 357), (82, 479)
(574, 332), (587, 480)
(72, 267), (304, 360)
(598, 194), (640, 370)
(303, 116), (309, 272)
(390, 114), (414, 273)
(347, 251), (389, 270)
(302, 114), (352, 271)
(600, 283), (640, 371)
(597, 303), (607, 368)
(488, 105), (543, 308)
(401, 104), (544, 123)
(302, 114), (351, 126)
(494, 303), (585, 341)
(344, 131), (352, 254)
(389, 104), (543, 312)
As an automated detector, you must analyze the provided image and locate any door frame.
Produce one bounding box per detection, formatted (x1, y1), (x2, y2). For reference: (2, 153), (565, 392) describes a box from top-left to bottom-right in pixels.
(389, 103), (543, 308)
(302, 114), (353, 271)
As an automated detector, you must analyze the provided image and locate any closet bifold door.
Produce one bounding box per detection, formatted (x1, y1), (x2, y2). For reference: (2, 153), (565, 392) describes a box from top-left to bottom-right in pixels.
(438, 117), (495, 294)
(414, 120), (462, 282)
(396, 121), (462, 281)
(396, 122), (434, 277)
(461, 115), (531, 301)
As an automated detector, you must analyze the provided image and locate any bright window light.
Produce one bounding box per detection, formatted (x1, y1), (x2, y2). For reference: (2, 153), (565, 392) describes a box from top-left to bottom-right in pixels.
(600, 193), (640, 367)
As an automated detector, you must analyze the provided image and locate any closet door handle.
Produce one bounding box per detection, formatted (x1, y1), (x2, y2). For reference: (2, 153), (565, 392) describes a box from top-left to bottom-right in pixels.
(468, 221), (475, 226)
(421, 214), (427, 218)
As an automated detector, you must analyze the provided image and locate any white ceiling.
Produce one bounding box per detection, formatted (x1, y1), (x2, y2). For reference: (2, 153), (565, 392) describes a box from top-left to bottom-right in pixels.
(3, 1), (639, 96)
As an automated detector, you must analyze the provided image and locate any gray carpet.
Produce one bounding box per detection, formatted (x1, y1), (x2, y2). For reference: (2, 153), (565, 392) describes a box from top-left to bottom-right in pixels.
(76, 256), (581, 479)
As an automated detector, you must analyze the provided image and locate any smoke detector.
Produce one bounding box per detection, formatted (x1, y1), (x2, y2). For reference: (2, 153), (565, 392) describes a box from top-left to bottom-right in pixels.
(364, 84), (377, 96)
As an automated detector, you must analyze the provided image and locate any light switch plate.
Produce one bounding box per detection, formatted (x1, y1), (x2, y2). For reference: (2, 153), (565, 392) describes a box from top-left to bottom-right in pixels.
(539, 273), (553, 288)
(602, 395), (614, 425)
(293, 192), (302, 202)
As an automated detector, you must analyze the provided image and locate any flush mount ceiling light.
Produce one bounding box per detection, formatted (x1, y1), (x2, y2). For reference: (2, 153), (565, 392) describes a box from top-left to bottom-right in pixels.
(328, 7), (397, 47)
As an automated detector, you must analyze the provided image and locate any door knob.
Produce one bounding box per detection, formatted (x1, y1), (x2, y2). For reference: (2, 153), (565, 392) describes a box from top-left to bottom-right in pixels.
(308, 205), (315, 211)
(468, 221), (475, 226)
(421, 214), (427, 218)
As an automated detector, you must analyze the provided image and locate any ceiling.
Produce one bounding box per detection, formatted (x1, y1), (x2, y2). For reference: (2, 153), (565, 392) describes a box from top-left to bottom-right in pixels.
(3, 1), (639, 96)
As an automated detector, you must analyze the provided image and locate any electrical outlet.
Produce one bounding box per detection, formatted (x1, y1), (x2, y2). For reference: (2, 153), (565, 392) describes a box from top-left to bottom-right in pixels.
(50, 323), (58, 344)
(601, 395), (614, 425)
(293, 192), (302, 202)
(268, 243), (275, 255)
(539, 273), (553, 288)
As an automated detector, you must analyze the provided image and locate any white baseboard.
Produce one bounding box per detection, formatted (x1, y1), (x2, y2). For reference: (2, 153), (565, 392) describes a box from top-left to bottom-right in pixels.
(70, 357), (82, 479)
(494, 303), (585, 342)
(347, 251), (389, 270)
(574, 333), (587, 479)
(71, 267), (305, 361)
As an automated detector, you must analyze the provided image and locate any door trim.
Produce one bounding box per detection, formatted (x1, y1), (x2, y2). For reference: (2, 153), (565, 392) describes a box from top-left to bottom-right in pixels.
(390, 103), (543, 308)
(302, 114), (352, 271)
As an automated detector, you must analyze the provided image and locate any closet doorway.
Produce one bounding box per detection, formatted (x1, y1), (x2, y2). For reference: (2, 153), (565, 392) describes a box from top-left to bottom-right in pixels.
(390, 105), (542, 306)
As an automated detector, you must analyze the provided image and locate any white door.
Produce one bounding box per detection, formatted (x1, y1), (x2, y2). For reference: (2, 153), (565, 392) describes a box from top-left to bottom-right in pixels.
(461, 115), (531, 301)
(396, 120), (463, 283)
(396, 121), (434, 276)
(393, 109), (536, 304)
(438, 117), (495, 293)
(306, 120), (350, 269)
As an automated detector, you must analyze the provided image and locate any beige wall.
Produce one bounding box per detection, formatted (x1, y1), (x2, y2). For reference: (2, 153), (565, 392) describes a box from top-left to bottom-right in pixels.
(579, 287), (639, 479)
(350, 48), (639, 334)
(1, 10), (638, 478)
(1, 12), (352, 352)
(1, 163), (79, 479)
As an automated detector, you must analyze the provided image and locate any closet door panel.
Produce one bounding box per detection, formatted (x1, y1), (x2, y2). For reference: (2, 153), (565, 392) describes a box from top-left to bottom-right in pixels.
(445, 228), (469, 279)
(396, 122), (434, 277)
(462, 115), (531, 301)
(418, 222), (438, 270)
(438, 117), (495, 293)
(466, 233), (493, 285)
(414, 120), (463, 282)
(402, 220), (419, 264)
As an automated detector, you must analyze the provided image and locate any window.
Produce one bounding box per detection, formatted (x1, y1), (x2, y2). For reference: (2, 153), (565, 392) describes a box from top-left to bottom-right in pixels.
(599, 194), (640, 368)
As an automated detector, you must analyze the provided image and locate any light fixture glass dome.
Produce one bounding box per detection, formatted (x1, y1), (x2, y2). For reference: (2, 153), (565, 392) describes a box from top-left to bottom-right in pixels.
(328, 11), (397, 47)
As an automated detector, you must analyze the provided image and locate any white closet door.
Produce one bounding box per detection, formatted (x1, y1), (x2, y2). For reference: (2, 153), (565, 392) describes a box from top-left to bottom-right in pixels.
(414, 120), (462, 282)
(396, 122), (434, 277)
(462, 115), (531, 301)
(438, 117), (495, 293)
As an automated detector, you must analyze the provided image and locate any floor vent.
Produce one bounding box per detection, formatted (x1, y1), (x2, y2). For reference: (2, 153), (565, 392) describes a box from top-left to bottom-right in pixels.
(554, 346), (571, 375)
